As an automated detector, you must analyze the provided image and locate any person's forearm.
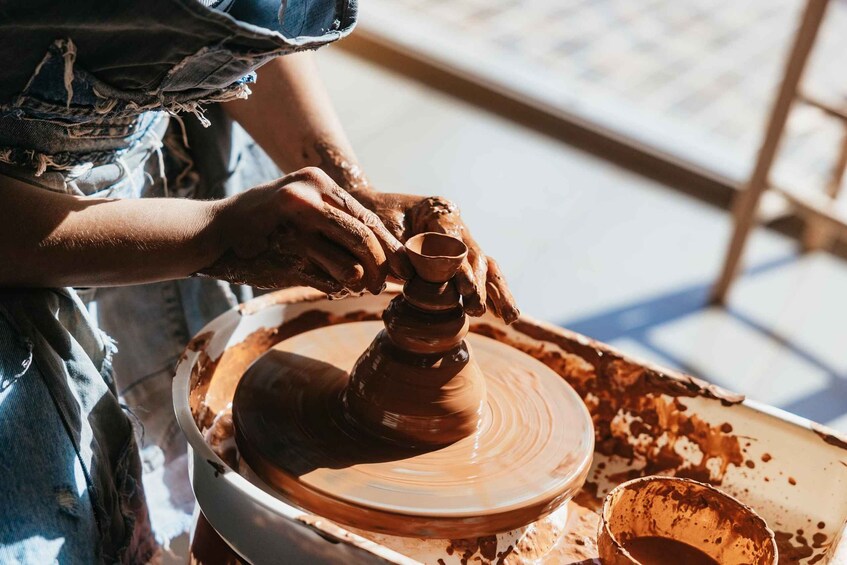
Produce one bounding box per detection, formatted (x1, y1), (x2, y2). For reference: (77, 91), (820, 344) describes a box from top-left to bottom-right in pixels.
(222, 53), (519, 320)
(222, 52), (371, 192)
(0, 176), (224, 287)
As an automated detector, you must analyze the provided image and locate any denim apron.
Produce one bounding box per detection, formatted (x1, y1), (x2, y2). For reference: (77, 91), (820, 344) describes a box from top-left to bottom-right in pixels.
(0, 1), (356, 562)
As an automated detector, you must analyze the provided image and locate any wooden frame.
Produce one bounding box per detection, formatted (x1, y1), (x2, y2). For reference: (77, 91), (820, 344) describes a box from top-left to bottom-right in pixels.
(711, 0), (847, 303)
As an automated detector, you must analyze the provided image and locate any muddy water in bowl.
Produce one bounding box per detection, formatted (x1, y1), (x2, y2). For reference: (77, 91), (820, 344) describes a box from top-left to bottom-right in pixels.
(598, 476), (777, 565)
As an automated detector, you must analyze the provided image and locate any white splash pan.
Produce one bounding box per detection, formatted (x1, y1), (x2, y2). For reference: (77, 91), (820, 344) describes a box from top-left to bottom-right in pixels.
(174, 287), (847, 564)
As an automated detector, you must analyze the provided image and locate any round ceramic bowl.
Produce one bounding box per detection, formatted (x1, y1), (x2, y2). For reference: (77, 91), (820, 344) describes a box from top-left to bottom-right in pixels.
(597, 476), (778, 565)
(173, 287), (594, 564)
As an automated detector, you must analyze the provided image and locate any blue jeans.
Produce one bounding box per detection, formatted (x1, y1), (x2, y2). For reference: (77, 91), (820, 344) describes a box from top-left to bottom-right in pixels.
(0, 289), (154, 564)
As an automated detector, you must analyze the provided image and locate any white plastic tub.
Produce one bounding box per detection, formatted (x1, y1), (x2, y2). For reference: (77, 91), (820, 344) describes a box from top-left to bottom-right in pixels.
(174, 287), (847, 564)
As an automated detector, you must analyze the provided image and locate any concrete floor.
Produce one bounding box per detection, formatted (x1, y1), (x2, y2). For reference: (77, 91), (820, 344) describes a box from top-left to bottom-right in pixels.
(317, 47), (847, 433)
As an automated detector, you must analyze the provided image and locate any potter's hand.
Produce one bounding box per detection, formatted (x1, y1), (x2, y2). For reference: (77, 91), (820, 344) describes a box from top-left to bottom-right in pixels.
(349, 190), (519, 323)
(198, 168), (409, 296)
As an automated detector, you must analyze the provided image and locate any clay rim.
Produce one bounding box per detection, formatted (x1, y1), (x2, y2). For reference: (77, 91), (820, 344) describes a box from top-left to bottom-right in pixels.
(598, 476), (778, 564)
(405, 232), (469, 261)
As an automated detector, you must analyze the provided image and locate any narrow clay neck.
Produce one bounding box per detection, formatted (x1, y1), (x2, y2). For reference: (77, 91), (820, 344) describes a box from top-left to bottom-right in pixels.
(388, 232), (471, 353)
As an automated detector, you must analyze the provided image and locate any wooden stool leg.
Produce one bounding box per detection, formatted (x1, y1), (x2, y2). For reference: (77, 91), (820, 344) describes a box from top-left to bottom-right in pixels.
(710, 0), (829, 304)
(802, 129), (847, 250)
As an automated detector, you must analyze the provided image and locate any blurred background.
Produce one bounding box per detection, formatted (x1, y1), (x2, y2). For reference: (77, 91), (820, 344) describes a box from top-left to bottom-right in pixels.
(314, 0), (847, 432)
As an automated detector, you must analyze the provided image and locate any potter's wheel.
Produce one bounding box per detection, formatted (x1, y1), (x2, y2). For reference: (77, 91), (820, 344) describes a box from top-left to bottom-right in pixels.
(233, 320), (593, 538)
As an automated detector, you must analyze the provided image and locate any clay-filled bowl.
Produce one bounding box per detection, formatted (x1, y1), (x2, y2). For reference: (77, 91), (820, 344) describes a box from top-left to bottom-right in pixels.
(598, 476), (777, 564)
(405, 232), (468, 283)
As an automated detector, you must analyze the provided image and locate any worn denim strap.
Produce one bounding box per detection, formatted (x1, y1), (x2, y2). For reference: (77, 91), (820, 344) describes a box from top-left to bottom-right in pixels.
(0, 0), (357, 174)
(0, 289), (155, 563)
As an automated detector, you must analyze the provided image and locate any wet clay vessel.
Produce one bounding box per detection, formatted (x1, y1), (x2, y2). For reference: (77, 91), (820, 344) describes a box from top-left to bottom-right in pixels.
(344, 232), (485, 446)
(231, 233), (594, 539)
(598, 476), (777, 565)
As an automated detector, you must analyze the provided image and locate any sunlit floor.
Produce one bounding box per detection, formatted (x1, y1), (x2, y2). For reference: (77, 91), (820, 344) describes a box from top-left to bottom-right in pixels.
(319, 47), (847, 434)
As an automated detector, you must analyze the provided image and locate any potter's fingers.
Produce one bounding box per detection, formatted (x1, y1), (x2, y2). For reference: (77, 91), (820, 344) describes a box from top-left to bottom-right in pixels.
(457, 261), (484, 317)
(486, 257), (519, 324)
(298, 261), (348, 297)
(206, 252), (323, 292)
(458, 238), (488, 316)
(485, 294), (502, 320)
(318, 206), (388, 294)
(305, 237), (367, 294)
(485, 272), (503, 320)
(386, 273), (405, 286)
(409, 196), (463, 236)
(248, 253), (325, 291)
(455, 257), (487, 319)
(323, 188), (413, 280)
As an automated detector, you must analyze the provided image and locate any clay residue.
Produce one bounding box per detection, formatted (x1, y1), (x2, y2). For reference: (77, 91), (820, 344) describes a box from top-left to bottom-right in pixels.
(375, 501), (599, 564)
(775, 529), (830, 564)
(539, 502), (600, 564)
(183, 334), (215, 409)
(473, 323), (744, 487)
(446, 536), (502, 563)
(571, 480), (602, 513)
(181, 331), (213, 361)
(205, 410), (238, 469)
(608, 399), (744, 485)
(505, 321), (745, 406)
(811, 422), (847, 451)
(189, 348), (220, 431)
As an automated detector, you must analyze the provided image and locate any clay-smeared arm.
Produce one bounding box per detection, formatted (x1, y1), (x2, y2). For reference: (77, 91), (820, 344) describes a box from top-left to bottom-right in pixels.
(0, 174), (221, 287)
(0, 167), (394, 295)
(223, 53), (519, 322)
(198, 167), (399, 295)
(222, 52), (409, 279)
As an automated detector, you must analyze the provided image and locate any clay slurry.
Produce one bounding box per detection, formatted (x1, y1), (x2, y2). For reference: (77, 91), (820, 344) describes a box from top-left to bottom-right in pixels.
(623, 536), (719, 565)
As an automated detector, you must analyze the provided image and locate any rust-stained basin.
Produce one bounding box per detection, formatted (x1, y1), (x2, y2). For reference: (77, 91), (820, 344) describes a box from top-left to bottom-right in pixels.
(174, 286), (847, 564)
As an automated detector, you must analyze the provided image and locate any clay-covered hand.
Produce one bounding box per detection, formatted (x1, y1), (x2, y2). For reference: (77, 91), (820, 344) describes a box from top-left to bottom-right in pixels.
(198, 167), (410, 297)
(349, 190), (520, 323)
